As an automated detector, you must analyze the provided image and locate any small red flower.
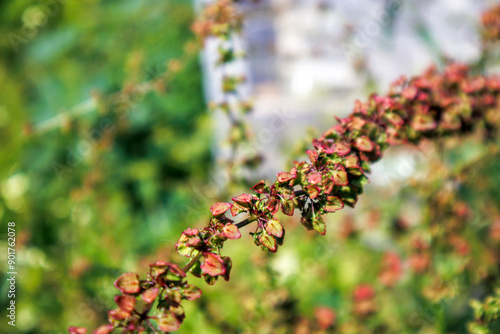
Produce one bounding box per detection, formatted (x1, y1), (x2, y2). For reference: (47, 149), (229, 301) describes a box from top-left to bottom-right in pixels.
(210, 202), (231, 216)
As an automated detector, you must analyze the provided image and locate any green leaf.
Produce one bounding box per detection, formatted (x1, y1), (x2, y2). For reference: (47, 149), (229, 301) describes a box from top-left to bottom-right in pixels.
(166, 263), (186, 278)
(411, 113), (436, 131)
(142, 288), (159, 304)
(308, 172), (322, 185)
(312, 215), (326, 235)
(182, 285), (202, 301)
(210, 202), (231, 216)
(361, 161), (371, 173)
(385, 112), (404, 126)
(114, 273), (141, 294)
(323, 180), (334, 194)
(338, 186), (358, 208)
(300, 216), (314, 231)
(252, 180), (269, 194)
(203, 274), (218, 285)
(201, 252), (226, 277)
(170, 304), (185, 323)
(175, 233), (199, 257)
(108, 308), (130, 321)
(114, 295), (136, 313)
(344, 154), (359, 167)
(277, 171), (296, 183)
(176, 244), (195, 257)
(258, 233), (277, 252)
(230, 201), (249, 216)
(157, 311), (181, 332)
(355, 135), (374, 152)
(281, 198), (295, 216)
(223, 223), (241, 239)
(149, 260), (169, 277)
(346, 166), (364, 176)
(334, 141), (351, 156)
(324, 196), (344, 213)
(267, 197), (280, 214)
(232, 193), (253, 204)
(190, 259), (202, 278)
(306, 185), (320, 199)
(332, 167), (349, 186)
(350, 174), (370, 188)
(265, 219), (284, 238)
(280, 186), (295, 200)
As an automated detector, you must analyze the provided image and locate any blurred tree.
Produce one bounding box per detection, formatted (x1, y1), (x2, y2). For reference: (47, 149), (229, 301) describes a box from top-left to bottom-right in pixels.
(0, 0), (214, 332)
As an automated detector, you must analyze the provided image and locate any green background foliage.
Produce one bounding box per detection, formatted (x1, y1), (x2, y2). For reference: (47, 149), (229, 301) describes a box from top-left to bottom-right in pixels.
(0, 0), (215, 332)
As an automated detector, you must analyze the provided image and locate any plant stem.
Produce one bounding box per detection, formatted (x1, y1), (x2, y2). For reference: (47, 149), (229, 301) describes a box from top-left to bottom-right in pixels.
(295, 190), (307, 197)
(182, 252), (203, 272)
(235, 190), (307, 229)
(235, 217), (255, 229)
(182, 190), (309, 272)
(145, 319), (160, 333)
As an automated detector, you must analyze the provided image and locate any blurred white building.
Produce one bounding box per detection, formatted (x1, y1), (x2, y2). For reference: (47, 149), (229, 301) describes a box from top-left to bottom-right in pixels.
(198, 0), (493, 183)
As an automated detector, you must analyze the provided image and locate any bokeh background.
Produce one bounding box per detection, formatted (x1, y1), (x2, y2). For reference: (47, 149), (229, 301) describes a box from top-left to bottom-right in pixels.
(0, 0), (499, 333)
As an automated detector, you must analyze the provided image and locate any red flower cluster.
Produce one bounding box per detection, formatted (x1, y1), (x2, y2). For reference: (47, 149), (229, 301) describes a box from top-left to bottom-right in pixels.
(378, 252), (403, 287)
(482, 4), (500, 44)
(352, 284), (377, 317)
(408, 236), (432, 274)
(174, 203), (237, 285)
(191, 0), (242, 41)
(70, 262), (202, 333)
